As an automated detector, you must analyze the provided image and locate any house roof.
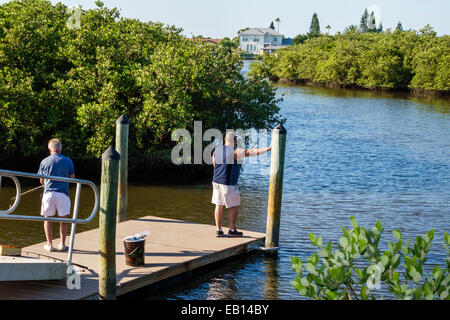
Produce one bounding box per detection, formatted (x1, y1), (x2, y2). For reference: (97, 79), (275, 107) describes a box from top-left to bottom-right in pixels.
(190, 38), (222, 44)
(199, 38), (222, 44)
(238, 28), (283, 37)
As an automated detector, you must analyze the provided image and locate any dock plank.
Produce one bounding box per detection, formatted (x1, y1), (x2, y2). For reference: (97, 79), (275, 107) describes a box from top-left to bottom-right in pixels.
(0, 215), (264, 300)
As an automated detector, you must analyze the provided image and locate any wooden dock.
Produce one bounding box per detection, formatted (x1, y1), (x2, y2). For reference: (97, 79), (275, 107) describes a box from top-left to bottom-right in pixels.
(0, 215), (265, 300)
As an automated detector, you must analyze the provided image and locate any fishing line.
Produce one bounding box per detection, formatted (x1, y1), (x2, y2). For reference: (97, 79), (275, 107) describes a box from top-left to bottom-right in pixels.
(9, 185), (44, 208)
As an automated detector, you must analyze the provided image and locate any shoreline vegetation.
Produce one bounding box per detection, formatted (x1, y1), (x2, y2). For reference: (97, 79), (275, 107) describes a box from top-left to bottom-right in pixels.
(274, 78), (449, 98)
(0, 0), (282, 182)
(249, 27), (449, 97)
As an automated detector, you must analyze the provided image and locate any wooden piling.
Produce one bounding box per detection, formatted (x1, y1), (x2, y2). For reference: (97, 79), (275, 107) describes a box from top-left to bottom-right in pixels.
(115, 115), (129, 223)
(98, 146), (120, 300)
(265, 123), (287, 250)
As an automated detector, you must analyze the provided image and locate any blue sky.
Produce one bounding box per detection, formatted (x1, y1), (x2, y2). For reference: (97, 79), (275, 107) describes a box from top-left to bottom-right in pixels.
(2, 0), (449, 37)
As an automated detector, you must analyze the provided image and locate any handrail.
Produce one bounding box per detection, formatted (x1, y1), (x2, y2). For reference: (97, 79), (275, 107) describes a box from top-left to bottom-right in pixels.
(0, 168), (100, 266)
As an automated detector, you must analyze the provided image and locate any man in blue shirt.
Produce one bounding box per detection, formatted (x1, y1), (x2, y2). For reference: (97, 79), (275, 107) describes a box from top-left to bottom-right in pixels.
(212, 132), (271, 237)
(38, 138), (75, 252)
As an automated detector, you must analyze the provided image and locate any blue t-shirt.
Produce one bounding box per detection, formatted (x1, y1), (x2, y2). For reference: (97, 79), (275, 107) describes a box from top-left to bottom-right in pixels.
(212, 146), (242, 186)
(38, 153), (75, 196)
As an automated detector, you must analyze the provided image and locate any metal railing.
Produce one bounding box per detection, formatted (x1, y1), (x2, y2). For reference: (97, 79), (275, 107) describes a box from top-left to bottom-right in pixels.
(0, 169), (99, 266)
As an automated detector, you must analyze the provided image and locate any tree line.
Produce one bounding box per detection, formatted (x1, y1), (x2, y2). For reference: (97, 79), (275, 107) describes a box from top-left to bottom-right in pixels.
(250, 12), (449, 92)
(293, 9), (399, 45)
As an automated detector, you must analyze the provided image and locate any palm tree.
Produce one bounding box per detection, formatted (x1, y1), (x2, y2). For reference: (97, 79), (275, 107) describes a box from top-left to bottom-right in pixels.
(275, 18), (281, 32)
(344, 24), (359, 34)
(326, 25), (331, 34)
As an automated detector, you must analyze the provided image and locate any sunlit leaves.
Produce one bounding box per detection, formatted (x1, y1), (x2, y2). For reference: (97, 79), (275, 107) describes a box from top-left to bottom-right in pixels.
(291, 216), (449, 300)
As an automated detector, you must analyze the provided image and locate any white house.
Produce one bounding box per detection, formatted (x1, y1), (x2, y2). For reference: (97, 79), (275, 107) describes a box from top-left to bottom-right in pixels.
(238, 28), (286, 55)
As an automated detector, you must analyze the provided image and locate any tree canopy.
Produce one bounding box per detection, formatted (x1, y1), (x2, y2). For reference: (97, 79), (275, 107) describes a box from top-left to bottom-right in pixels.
(0, 0), (282, 166)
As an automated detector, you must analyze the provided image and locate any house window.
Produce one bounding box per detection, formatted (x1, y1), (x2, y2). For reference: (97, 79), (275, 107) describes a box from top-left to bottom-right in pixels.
(273, 37), (277, 42)
(246, 44), (250, 51)
(254, 37), (259, 42)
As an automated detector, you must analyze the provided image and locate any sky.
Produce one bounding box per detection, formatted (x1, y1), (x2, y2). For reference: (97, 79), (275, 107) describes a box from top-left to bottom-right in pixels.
(1, 0), (449, 37)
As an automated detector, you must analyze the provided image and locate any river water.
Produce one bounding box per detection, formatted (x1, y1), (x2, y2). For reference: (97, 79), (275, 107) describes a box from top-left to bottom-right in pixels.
(0, 60), (449, 299)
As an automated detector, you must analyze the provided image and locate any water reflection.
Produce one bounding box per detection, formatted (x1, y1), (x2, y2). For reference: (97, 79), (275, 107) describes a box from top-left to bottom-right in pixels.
(205, 275), (238, 300)
(263, 256), (280, 300)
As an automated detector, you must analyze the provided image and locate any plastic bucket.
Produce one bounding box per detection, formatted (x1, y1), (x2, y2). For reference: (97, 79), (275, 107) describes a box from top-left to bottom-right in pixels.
(123, 236), (145, 267)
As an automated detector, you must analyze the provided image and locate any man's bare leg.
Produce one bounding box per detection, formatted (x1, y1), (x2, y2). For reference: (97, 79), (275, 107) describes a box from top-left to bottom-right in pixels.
(44, 221), (53, 247)
(229, 206), (239, 231)
(214, 205), (224, 230)
(228, 206), (243, 236)
(59, 222), (67, 248)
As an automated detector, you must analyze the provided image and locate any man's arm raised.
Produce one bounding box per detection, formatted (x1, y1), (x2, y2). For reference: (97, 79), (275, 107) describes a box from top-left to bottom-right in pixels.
(234, 145), (272, 159)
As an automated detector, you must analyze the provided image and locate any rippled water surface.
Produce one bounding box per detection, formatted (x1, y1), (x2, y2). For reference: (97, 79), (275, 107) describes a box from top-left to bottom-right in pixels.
(0, 60), (449, 299)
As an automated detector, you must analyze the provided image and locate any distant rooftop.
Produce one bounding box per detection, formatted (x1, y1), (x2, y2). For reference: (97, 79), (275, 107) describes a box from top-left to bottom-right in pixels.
(190, 38), (222, 44)
(238, 28), (283, 36)
(199, 38), (222, 44)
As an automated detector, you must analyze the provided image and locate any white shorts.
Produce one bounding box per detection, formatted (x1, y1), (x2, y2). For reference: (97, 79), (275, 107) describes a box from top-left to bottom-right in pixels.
(211, 182), (241, 208)
(41, 192), (71, 217)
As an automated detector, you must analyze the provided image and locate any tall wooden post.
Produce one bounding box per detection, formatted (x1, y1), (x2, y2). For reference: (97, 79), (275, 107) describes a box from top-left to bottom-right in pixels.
(265, 123), (287, 250)
(115, 115), (129, 223)
(99, 146), (120, 300)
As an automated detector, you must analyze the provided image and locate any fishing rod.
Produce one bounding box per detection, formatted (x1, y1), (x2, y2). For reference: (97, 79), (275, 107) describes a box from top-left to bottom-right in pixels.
(9, 185), (44, 208)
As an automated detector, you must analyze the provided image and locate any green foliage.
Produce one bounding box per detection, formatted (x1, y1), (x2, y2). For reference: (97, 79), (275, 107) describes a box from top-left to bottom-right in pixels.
(250, 27), (450, 91)
(292, 34), (307, 45)
(410, 27), (450, 90)
(344, 25), (359, 34)
(291, 217), (450, 300)
(0, 0), (281, 162)
(219, 37), (238, 52)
